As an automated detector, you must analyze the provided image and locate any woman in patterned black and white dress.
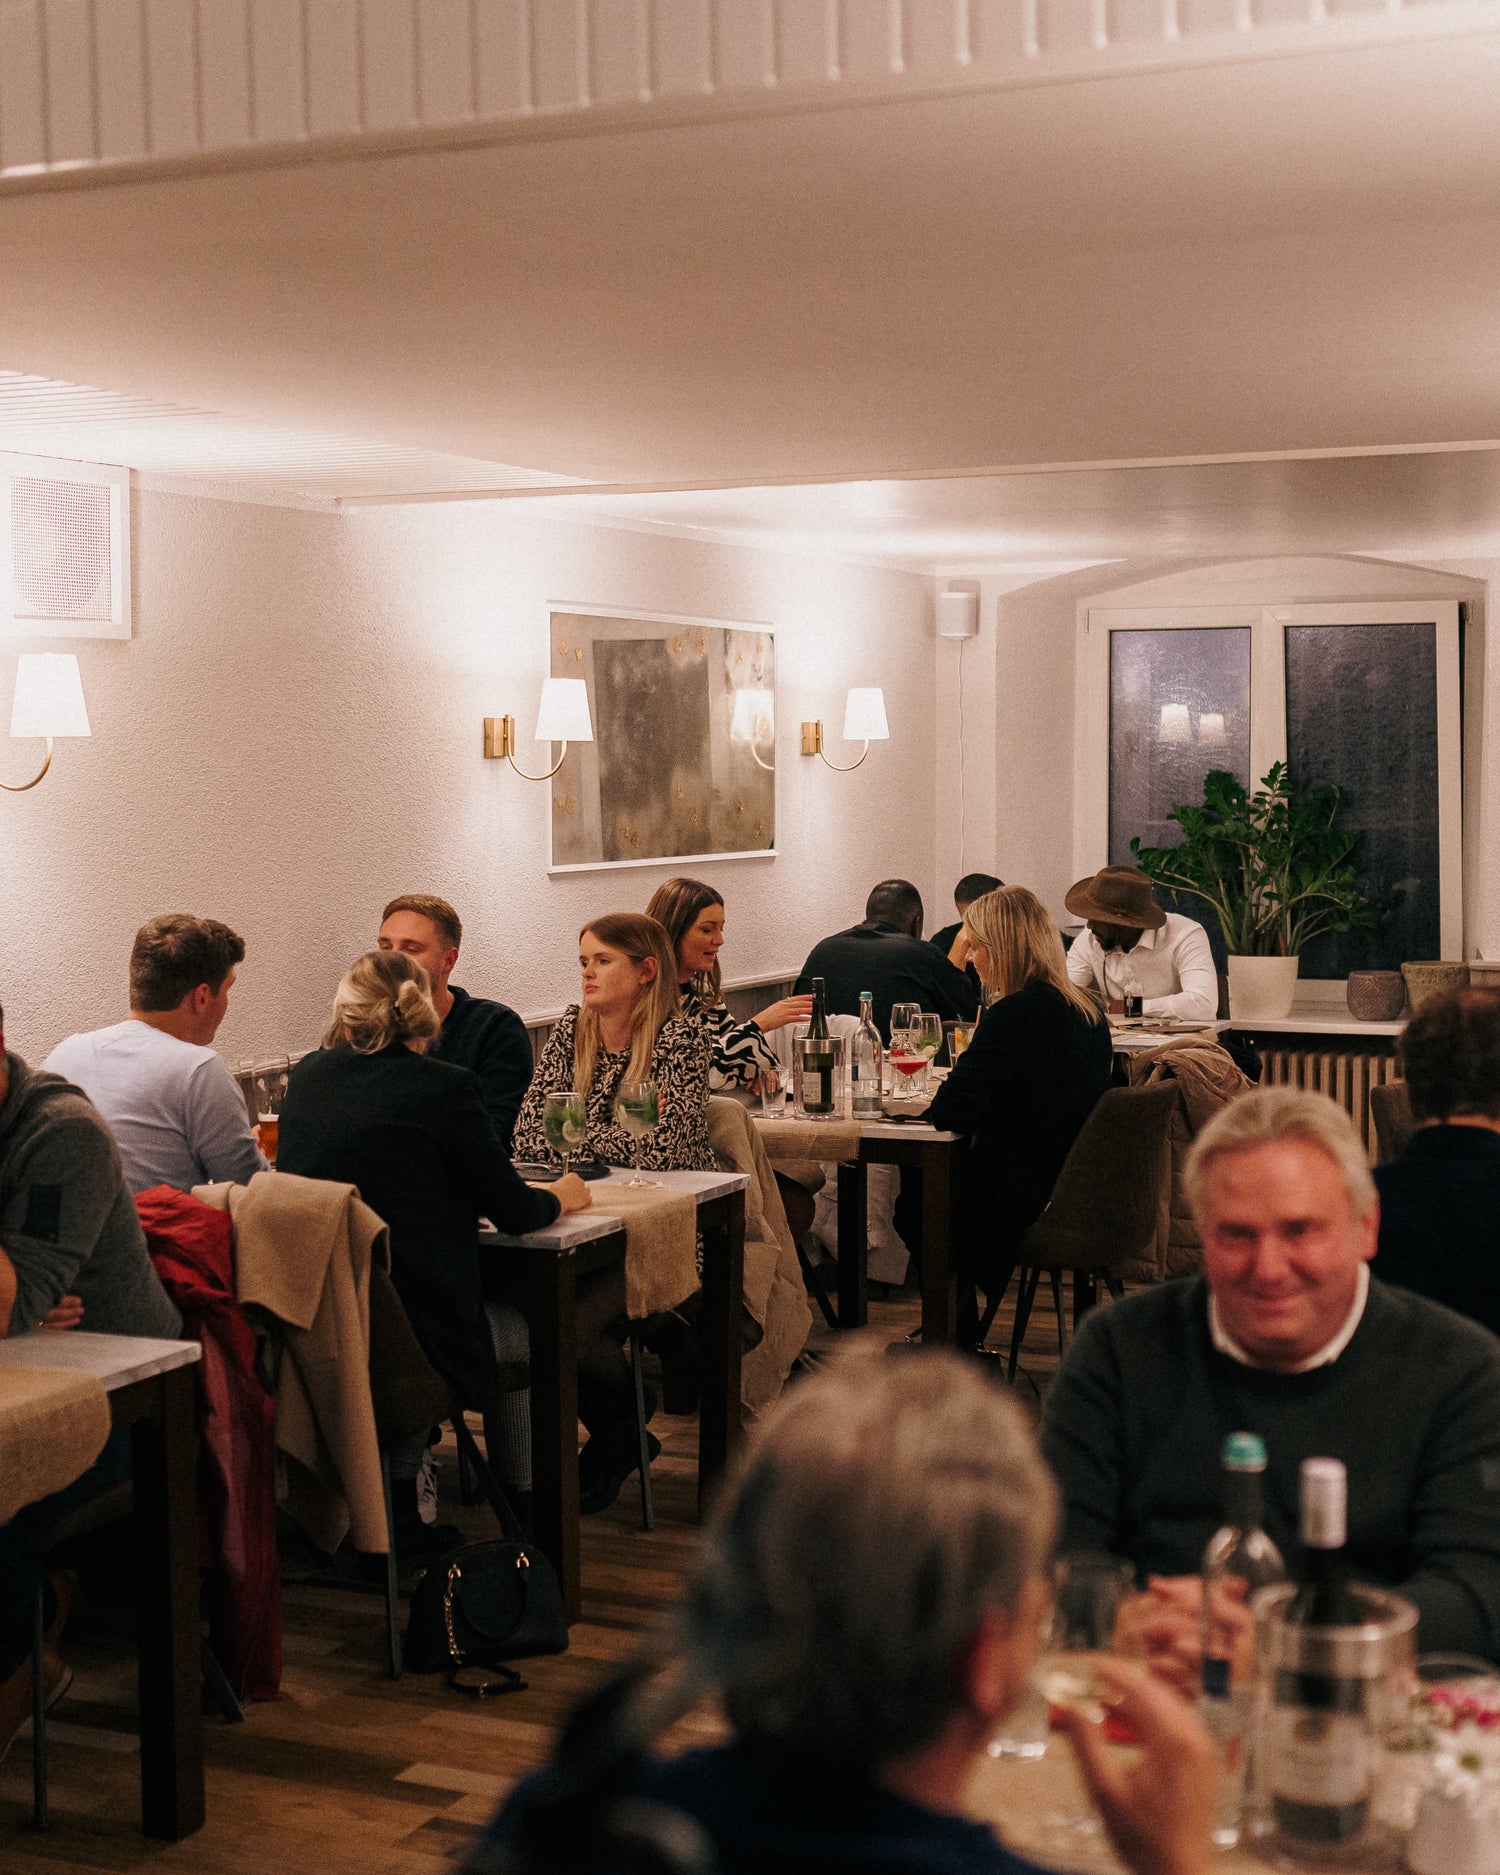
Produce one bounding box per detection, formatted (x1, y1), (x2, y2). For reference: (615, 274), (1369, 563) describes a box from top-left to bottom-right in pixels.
(646, 878), (812, 1094)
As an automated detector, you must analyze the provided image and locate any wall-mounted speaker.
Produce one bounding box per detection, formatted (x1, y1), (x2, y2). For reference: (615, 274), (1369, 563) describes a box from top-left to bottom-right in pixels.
(1, 452), (130, 640)
(938, 589), (980, 639)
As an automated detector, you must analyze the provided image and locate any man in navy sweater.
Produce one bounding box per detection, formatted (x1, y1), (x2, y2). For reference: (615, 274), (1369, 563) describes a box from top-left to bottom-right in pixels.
(377, 894), (534, 1152)
(1042, 1086), (1500, 1679)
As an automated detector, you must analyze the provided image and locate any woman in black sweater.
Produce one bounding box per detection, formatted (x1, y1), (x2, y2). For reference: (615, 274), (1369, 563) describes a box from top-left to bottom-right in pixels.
(926, 885), (1112, 1340)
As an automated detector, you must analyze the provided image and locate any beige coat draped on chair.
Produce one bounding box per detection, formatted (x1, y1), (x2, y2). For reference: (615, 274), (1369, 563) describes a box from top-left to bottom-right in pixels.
(197, 1170), (390, 1556)
(1123, 1039), (1252, 1281)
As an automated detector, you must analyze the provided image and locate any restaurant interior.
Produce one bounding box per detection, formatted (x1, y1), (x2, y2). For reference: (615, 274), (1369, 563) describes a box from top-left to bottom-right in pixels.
(4, 4), (1500, 1873)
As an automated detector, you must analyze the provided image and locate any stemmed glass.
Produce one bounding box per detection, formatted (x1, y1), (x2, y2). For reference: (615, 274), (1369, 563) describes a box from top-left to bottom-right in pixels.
(613, 1080), (661, 1187)
(543, 1089), (588, 1176)
(913, 1013), (943, 1091)
(889, 1002), (921, 1096)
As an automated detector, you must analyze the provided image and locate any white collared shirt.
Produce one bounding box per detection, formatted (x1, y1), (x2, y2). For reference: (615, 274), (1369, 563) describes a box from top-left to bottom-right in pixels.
(1066, 912), (1218, 1021)
(1208, 1264), (1370, 1373)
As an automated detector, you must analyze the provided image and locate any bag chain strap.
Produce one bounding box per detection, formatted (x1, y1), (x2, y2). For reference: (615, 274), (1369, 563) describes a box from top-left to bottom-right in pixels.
(442, 1551), (532, 1665)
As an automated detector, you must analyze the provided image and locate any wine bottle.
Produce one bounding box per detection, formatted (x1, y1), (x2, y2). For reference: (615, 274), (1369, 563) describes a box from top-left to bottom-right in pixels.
(1199, 1432), (1285, 1848)
(803, 977), (835, 1115)
(1269, 1458), (1370, 1848)
(851, 991), (883, 1119)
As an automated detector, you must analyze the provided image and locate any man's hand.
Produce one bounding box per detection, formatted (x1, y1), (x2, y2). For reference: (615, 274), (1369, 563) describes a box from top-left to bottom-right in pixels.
(1112, 1577), (1205, 1696)
(1053, 1655), (1217, 1875)
(40, 1294), (85, 1331)
(544, 1172), (592, 1215)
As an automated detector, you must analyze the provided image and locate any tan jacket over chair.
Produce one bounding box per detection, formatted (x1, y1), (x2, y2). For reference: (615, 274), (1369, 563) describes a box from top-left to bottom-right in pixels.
(707, 1097), (813, 1414)
(197, 1170), (389, 1556)
(1124, 1039), (1252, 1280)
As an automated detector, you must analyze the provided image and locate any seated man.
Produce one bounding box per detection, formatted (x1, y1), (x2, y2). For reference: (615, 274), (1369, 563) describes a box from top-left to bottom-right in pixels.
(796, 879), (979, 1037)
(377, 893), (534, 1152)
(1064, 866), (1217, 1023)
(1041, 1086), (1500, 1670)
(929, 871), (1002, 989)
(1375, 986), (1500, 1338)
(0, 994), (183, 1751)
(44, 913), (266, 1194)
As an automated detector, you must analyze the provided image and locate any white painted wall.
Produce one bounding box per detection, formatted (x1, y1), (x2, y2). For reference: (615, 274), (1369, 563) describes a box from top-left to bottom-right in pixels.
(0, 490), (936, 1064)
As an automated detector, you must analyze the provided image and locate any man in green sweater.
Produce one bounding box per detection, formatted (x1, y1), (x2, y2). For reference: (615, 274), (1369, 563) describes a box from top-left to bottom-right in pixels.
(1041, 1086), (1500, 1678)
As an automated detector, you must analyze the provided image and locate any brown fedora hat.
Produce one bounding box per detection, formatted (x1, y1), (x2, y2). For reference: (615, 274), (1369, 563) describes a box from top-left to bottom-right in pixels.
(1064, 866), (1167, 930)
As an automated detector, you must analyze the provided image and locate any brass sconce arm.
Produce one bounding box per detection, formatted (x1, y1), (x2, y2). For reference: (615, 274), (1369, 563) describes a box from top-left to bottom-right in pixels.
(484, 715), (571, 781)
(800, 720), (871, 773)
(0, 738), (54, 792)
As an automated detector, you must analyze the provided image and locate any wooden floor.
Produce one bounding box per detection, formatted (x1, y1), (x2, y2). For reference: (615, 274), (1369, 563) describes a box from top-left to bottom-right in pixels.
(0, 1283), (1072, 1874)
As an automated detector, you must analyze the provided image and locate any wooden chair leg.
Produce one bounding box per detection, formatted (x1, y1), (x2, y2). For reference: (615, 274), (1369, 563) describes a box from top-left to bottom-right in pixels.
(1103, 1272), (1125, 1301)
(200, 1640), (245, 1722)
(1007, 1268), (1043, 1382)
(31, 1582), (47, 1831)
(1050, 1271), (1069, 1361)
(629, 1332), (655, 1533)
(976, 1262), (1018, 1346)
(796, 1241), (838, 1331)
(379, 1453), (401, 1679)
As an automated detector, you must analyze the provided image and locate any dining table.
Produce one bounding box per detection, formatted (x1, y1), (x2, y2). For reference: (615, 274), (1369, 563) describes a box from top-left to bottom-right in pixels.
(483, 1166), (748, 1620)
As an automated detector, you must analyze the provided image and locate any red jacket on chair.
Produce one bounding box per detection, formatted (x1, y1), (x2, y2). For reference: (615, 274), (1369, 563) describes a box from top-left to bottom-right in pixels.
(136, 1184), (281, 1701)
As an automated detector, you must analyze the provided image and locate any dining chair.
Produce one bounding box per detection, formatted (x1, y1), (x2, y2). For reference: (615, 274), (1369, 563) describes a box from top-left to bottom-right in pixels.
(1369, 1081), (1415, 1165)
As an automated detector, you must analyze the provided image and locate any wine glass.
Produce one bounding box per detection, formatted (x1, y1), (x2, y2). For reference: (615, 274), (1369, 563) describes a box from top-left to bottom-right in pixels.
(889, 1001), (921, 1095)
(543, 1089), (588, 1176)
(887, 1034), (927, 1100)
(613, 1080), (661, 1187)
(1031, 1556), (1134, 1854)
(913, 1013), (943, 1090)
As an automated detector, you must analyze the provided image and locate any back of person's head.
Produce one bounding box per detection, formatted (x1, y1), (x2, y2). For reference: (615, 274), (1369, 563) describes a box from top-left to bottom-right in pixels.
(964, 885), (1100, 1024)
(865, 879), (923, 934)
(1184, 1086), (1377, 1220)
(488, 1342), (1057, 1873)
(574, 913), (682, 1095)
(381, 892), (462, 951)
(644, 878), (724, 1008)
(325, 949), (441, 1056)
(1399, 987), (1500, 1124)
(130, 914), (246, 1012)
(954, 872), (1002, 911)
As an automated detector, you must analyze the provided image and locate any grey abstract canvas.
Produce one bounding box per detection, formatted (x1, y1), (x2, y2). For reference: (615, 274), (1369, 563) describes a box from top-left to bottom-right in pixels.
(548, 610), (776, 869)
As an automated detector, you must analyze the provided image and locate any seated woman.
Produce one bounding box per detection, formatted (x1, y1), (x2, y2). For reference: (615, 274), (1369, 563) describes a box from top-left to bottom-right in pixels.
(925, 885), (1113, 1342)
(468, 1342), (1216, 1875)
(278, 950), (591, 1555)
(645, 878), (811, 1092)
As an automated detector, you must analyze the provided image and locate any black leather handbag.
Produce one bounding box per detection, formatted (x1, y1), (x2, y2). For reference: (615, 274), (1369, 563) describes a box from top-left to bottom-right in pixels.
(404, 1538), (569, 1695)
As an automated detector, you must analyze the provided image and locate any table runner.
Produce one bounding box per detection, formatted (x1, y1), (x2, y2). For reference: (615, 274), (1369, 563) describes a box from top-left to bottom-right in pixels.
(751, 1116), (867, 1165)
(0, 1365), (111, 1523)
(591, 1184), (701, 1321)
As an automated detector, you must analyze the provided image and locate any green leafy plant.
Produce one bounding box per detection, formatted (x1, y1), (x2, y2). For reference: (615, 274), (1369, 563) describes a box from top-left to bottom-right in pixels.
(1130, 762), (1388, 957)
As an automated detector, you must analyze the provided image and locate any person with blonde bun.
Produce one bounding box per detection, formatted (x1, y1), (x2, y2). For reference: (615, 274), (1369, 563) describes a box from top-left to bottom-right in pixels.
(279, 950), (590, 1555)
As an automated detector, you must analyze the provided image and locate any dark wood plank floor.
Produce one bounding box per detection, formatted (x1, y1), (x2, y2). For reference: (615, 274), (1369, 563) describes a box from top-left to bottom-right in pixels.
(0, 1283), (1072, 1873)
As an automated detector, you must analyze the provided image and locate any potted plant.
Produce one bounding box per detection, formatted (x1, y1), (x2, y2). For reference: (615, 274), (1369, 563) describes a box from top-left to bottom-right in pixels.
(1130, 762), (1386, 1021)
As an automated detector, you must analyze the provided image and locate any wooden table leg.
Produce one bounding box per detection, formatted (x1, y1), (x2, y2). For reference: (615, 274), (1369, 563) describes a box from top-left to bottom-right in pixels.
(525, 1247), (582, 1622)
(836, 1161), (868, 1328)
(697, 1192), (745, 1518)
(919, 1141), (958, 1346)
(130, 1368), (204, 1841)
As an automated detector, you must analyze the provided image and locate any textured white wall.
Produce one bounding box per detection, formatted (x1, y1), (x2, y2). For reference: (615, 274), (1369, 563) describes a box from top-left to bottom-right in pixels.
(0, 490), (936, 1065)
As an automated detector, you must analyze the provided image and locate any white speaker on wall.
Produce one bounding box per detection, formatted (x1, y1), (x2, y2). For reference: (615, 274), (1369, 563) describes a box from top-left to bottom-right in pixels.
(938, 589), (980, 639)
(0, 452), (130, 640)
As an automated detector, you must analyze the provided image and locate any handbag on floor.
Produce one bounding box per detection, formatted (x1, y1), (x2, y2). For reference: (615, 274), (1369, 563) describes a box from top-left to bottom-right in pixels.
(404, 1537), (568, 1695)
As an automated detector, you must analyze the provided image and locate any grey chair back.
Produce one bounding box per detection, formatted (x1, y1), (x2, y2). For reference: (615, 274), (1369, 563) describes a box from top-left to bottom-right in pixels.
(1020, 1082), (1179, 1277)
(1369, 1081), (1415, 1165)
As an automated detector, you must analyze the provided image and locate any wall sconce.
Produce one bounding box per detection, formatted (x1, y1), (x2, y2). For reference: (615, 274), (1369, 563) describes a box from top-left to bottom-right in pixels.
(730, 687), (775, 771)
(1156, 702), (1193, 745)
(3, 653), (91, 792)
(801, 687), (889, 772)
(484, 677), (593, 781)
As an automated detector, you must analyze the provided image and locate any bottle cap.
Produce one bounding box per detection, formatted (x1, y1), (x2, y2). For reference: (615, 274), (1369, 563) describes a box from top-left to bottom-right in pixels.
(1222, 1432), (1267, 1471)
(860, 990), (872, 998)
(1300, 1457), (1347, 1550)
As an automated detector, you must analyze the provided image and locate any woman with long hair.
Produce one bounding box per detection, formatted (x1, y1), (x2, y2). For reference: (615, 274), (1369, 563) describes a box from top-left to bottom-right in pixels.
(645, 878), (811, 1091)
(467, 1341), (1216, 1875)
(924, 885), (1113, 1342)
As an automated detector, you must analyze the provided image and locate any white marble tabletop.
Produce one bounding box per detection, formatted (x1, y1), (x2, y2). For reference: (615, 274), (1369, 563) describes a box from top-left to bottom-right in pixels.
(751, 1111), (961, 1144)
(0, 1329), (200, 1390)
(482, 1166), (752, 1248)
(1108, 1019), (1231, 1053)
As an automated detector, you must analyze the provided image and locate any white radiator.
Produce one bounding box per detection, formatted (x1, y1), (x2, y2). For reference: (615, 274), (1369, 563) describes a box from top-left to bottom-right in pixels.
(1256, 1047), (1401, 1157)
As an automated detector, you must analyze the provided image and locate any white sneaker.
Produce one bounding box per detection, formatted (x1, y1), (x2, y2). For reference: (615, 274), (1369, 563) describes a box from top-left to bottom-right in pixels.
(415, 1448), (439, 1526)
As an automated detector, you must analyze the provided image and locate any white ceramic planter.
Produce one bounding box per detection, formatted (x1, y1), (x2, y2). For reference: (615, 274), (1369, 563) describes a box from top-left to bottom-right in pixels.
(1226, 954), (1300, 1022)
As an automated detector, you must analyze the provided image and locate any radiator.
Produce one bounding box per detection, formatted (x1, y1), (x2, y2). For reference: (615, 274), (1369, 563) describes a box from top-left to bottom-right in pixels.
(1256, 1047), (1401, 1156)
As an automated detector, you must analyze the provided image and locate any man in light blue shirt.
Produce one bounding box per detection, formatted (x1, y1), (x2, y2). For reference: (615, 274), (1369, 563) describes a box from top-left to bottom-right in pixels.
(44, 913), (267, 1194)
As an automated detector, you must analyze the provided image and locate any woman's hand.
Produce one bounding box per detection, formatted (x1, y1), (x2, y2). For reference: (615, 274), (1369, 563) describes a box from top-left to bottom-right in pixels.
(754, 994), (814, 1034)
(40, 1294), (85, 1331)
(1053, 1655), (1216, 1875)
(548, 1172), (592, 1214)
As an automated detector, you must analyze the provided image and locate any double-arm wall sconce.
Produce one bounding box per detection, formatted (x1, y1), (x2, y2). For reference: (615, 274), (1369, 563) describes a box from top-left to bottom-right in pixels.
(801, 687), (889, 772)
(484, 676), (594, 781)
(3, 653), (90, 792)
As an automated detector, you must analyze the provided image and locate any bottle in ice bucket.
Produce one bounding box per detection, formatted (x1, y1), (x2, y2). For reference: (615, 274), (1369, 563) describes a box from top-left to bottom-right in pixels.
(802, 977), (835, 1115)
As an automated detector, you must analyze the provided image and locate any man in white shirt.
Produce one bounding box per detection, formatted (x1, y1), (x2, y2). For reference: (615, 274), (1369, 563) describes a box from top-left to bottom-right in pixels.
(1064, 865), (1218, 1022)
(44, 913), (267, 1194)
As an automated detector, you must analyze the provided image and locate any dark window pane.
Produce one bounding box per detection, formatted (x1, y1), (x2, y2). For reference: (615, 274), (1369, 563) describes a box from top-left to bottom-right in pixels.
(1285, 623), (1440, 977)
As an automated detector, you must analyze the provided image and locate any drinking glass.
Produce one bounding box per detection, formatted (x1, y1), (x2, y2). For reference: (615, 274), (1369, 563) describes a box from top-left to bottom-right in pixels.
(614, 1080), (661, 1187)
(542, 1089), (588, 1175)
(245, 1055), (290, 1163)
(758, 1069), (787, 1118)
(890, 1001), (920, 1049)
(913, 1013), (943, 1091)
(1032, 1556), (1135, 1860)
(887, 1034), (927, 1099)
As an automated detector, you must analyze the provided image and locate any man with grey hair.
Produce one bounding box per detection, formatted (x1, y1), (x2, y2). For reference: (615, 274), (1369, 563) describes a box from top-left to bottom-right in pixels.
(1041, 1086), (1500, 1673)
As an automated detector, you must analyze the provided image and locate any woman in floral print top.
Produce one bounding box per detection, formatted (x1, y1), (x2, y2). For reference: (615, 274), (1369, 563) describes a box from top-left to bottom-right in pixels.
(512, 914), (714, 1172)
(645, 878), (812, 1092)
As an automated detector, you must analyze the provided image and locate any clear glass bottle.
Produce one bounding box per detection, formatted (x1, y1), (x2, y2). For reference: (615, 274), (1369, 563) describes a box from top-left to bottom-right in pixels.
(1200, 1432), (1286, 1847)
(851, 991), (883, 1118)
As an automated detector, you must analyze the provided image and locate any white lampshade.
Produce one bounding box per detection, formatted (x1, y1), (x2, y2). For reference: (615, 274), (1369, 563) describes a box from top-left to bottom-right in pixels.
(10, 653), (90, 739)
(1157, 702), (1192, 745)
(533, 677), (593, 743)
(1197, 711), (1227, 746)
(842, 687), (889, 741)
(730, 687), (774, 742)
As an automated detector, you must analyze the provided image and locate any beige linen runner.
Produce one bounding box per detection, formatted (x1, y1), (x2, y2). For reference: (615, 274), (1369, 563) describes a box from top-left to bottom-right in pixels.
(0, 1366), (110, 1523)
(751, 1117), (866, 1165)
(589, 1185), (700, 1321)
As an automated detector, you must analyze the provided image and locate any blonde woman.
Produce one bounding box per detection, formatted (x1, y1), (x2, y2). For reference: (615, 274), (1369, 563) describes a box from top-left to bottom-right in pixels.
(924, 886), (1113, 1341)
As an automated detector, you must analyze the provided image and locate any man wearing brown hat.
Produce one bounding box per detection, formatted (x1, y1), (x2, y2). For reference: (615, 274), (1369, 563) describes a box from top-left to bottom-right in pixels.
(1064, 865), (1217, 1022)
